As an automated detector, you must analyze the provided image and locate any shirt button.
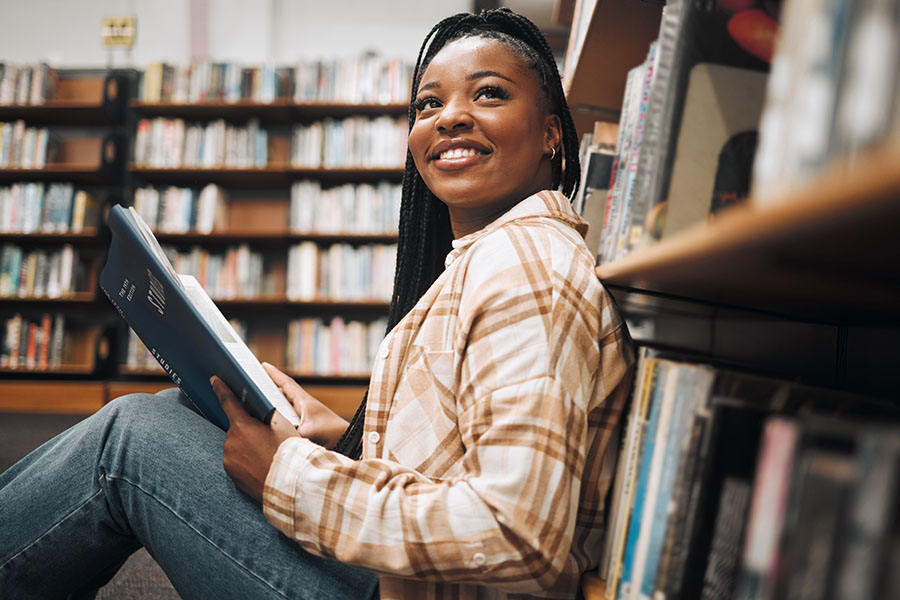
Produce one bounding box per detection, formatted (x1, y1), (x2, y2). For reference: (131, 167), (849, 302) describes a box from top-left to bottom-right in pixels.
(473, 552), (486, 567)
(368, 431), (380, 445)
(379, 345), (390, 359)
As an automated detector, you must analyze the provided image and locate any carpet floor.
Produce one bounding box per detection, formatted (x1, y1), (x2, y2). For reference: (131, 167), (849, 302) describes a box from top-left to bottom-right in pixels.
(1, 412), (180, 598)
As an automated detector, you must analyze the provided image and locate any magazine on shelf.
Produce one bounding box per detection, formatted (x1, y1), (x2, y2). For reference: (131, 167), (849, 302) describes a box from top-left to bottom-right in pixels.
(99, 204), (300, 430)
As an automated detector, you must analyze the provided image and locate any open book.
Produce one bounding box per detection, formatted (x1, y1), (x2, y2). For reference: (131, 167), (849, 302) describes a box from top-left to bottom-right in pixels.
(100, 204), (300, 430)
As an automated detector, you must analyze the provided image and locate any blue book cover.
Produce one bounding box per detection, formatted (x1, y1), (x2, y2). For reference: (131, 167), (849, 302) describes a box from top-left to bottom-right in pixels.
(100, 204), (299, 430)
(618, 361), (672, 600)
(638, 365), (714, 599)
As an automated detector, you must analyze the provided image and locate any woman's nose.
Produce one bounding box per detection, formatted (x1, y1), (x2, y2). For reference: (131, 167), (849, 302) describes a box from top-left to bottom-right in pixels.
(435, 98), (474, 132)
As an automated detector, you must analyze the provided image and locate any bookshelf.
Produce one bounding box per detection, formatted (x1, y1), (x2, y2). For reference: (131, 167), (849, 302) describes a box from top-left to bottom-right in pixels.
(0, 69), (131, 402)
(120, 94), (406, 418)
(563, 2), (900, 599)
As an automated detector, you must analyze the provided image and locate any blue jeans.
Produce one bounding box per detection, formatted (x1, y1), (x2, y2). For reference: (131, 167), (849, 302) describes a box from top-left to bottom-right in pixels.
(0, 389), (379, 599)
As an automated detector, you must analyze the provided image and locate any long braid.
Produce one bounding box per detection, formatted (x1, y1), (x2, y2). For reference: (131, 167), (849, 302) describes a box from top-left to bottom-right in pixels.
(333, 8), (581, 458)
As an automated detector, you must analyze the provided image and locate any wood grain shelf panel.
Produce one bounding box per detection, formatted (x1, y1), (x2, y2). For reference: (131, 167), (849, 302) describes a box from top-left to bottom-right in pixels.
(0, 380), (106, 413)
(131, 100), (407, 122)
(596, 146), (900, 325)
(152, 231), (398, 245)
(130, 166), (404, 187)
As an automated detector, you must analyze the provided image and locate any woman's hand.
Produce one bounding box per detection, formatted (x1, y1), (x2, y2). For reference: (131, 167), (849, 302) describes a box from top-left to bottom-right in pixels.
(212, 375), (300, 503)
(262, 362), (350, 449)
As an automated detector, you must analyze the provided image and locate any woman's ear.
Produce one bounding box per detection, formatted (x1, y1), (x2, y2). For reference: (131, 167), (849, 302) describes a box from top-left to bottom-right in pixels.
(544, 114), (562, 155)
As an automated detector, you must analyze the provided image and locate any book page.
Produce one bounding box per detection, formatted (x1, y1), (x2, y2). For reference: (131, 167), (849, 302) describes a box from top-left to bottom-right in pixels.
(179, 274), (301, 427)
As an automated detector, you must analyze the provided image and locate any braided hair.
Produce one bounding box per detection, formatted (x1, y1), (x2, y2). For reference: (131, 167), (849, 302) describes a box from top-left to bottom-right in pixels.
(332, 7), (581, 458)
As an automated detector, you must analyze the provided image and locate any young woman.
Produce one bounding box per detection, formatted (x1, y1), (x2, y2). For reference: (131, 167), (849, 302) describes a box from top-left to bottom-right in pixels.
(0, 9), (633, 599)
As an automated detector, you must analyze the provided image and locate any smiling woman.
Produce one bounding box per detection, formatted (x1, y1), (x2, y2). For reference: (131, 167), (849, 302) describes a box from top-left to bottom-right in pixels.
(0, 8), (634, 600)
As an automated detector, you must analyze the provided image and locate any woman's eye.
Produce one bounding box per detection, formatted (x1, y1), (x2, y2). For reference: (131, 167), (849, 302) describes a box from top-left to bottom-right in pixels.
(476, 85), (510, 101)
(414, 97), (441, 111)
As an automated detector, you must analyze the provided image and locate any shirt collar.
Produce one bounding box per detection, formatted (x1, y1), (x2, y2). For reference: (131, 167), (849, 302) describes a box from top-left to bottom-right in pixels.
(445, 190), (588, 267)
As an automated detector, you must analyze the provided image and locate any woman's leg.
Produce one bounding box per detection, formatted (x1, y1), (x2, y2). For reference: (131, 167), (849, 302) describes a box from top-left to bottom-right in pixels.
(0, 389), (378, 599)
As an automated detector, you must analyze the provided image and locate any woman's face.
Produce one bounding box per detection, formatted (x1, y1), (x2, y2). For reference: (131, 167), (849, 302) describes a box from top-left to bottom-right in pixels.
(408, 36), (561, 238)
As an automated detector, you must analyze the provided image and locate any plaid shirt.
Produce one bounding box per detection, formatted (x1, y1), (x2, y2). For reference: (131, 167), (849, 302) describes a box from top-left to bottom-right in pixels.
(264, 190), (634, 599)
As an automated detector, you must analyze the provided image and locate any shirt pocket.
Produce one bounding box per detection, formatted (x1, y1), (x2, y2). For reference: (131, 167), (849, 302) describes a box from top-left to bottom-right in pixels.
(384, 346), (462, 477)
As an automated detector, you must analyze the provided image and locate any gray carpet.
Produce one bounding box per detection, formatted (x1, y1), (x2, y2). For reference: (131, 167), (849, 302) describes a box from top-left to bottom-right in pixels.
(1, 412), (180, 598)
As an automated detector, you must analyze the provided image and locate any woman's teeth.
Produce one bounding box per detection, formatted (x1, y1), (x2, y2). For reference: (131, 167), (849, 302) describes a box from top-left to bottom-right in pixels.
(440, 148), (479, 160)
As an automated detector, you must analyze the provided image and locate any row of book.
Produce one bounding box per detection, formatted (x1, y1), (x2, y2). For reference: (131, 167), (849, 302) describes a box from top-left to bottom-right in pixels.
(601, 349), (900, 600)
(0, 244), (82, 298)
(290, 180), (400, 235)
(161, 244), (271, 300)
(293, 56), (412, 105)
(290, 116), (407, 168)
(0, 63), (58, 105)
(133, 184), (226, 234)
(286, 241), (396, 302)
(1, 121), (60, 169)
(133, 117), (268, 169)
(588, 0), (774, 264)
(140, 62), (293, 105)
(138, 56), (412, 105)
(0, 183), (98, 234)
(286, 316), (387, 376)
(752, 0), (900, 200)
(0, 313), (66, 370)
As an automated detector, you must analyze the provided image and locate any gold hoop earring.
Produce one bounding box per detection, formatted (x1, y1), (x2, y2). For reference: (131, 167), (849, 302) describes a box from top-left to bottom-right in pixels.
(550, 147), (557, 161)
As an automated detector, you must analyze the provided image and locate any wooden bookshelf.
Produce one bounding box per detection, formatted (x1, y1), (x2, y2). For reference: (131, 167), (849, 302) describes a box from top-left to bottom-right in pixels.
(130, 166), (403, 187)
(0, 231), (102, 244)
(596, 145), (900, 325)
(131, 100), (407, 122)
(153, 231), (398, 245)
(0, 71), (128, 124)
(0, 292), (97, 304)
(0, 380), (106, 413)
(562, 0), (662, 135)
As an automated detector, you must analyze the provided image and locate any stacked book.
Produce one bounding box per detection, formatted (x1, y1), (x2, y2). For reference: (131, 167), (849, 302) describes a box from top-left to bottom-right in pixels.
(0, 183), (97, 233)
(752, 0), (900, 201)
(0, 62), (59, 105)
(133, 183), (226, 234)
(289, 180), (400, 234)
(290, 116), (407, 168)
(140, 61), (295, 104)
(286, 316), (387, 376)
(0, 244), (80, 298)
(286, 241), (396, 302)
(0, 121), (60, 168)
(294, 55), (412, 105)
(138, 55), (412, 106)
(161, 244), (270, 300)
(601, 349), (900, 600)
(133, 117), (268, 168)
(0, 312), (66, 370)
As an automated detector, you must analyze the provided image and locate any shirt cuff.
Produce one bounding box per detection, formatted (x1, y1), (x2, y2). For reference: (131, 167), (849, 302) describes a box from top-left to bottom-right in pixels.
(262, 435), (320, 537)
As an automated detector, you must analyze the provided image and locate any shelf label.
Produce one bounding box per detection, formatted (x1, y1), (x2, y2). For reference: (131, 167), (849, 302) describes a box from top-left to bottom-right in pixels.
(102, 16), (136, 48)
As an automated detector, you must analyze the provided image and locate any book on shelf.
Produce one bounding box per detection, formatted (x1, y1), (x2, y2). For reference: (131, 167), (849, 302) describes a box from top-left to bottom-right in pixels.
(598, 0), (778, 263)
(752, 0), (900, 201)
(99, 204), (299, 430)
(161, 243), (271, 301)
(1, 312), (65, 370)
(133, 117), (267, 169)
(601, 348), (900, 600)
(138, 56), (412, 105)
(291, 116), (407, 168)
(0, 243), (80, 298)
(0, 121), (61, 168)
(286, 241), (395, 302)
(286, 316), (386, 377)
(0, 183), (98, 234)
(133, 183), (226, 234)
(290, 180), (401, 235)
(0, 62), (59, 105)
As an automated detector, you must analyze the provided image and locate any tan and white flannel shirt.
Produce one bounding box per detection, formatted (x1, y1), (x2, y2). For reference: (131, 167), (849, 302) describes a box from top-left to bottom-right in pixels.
(264, 190), (635, 599)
